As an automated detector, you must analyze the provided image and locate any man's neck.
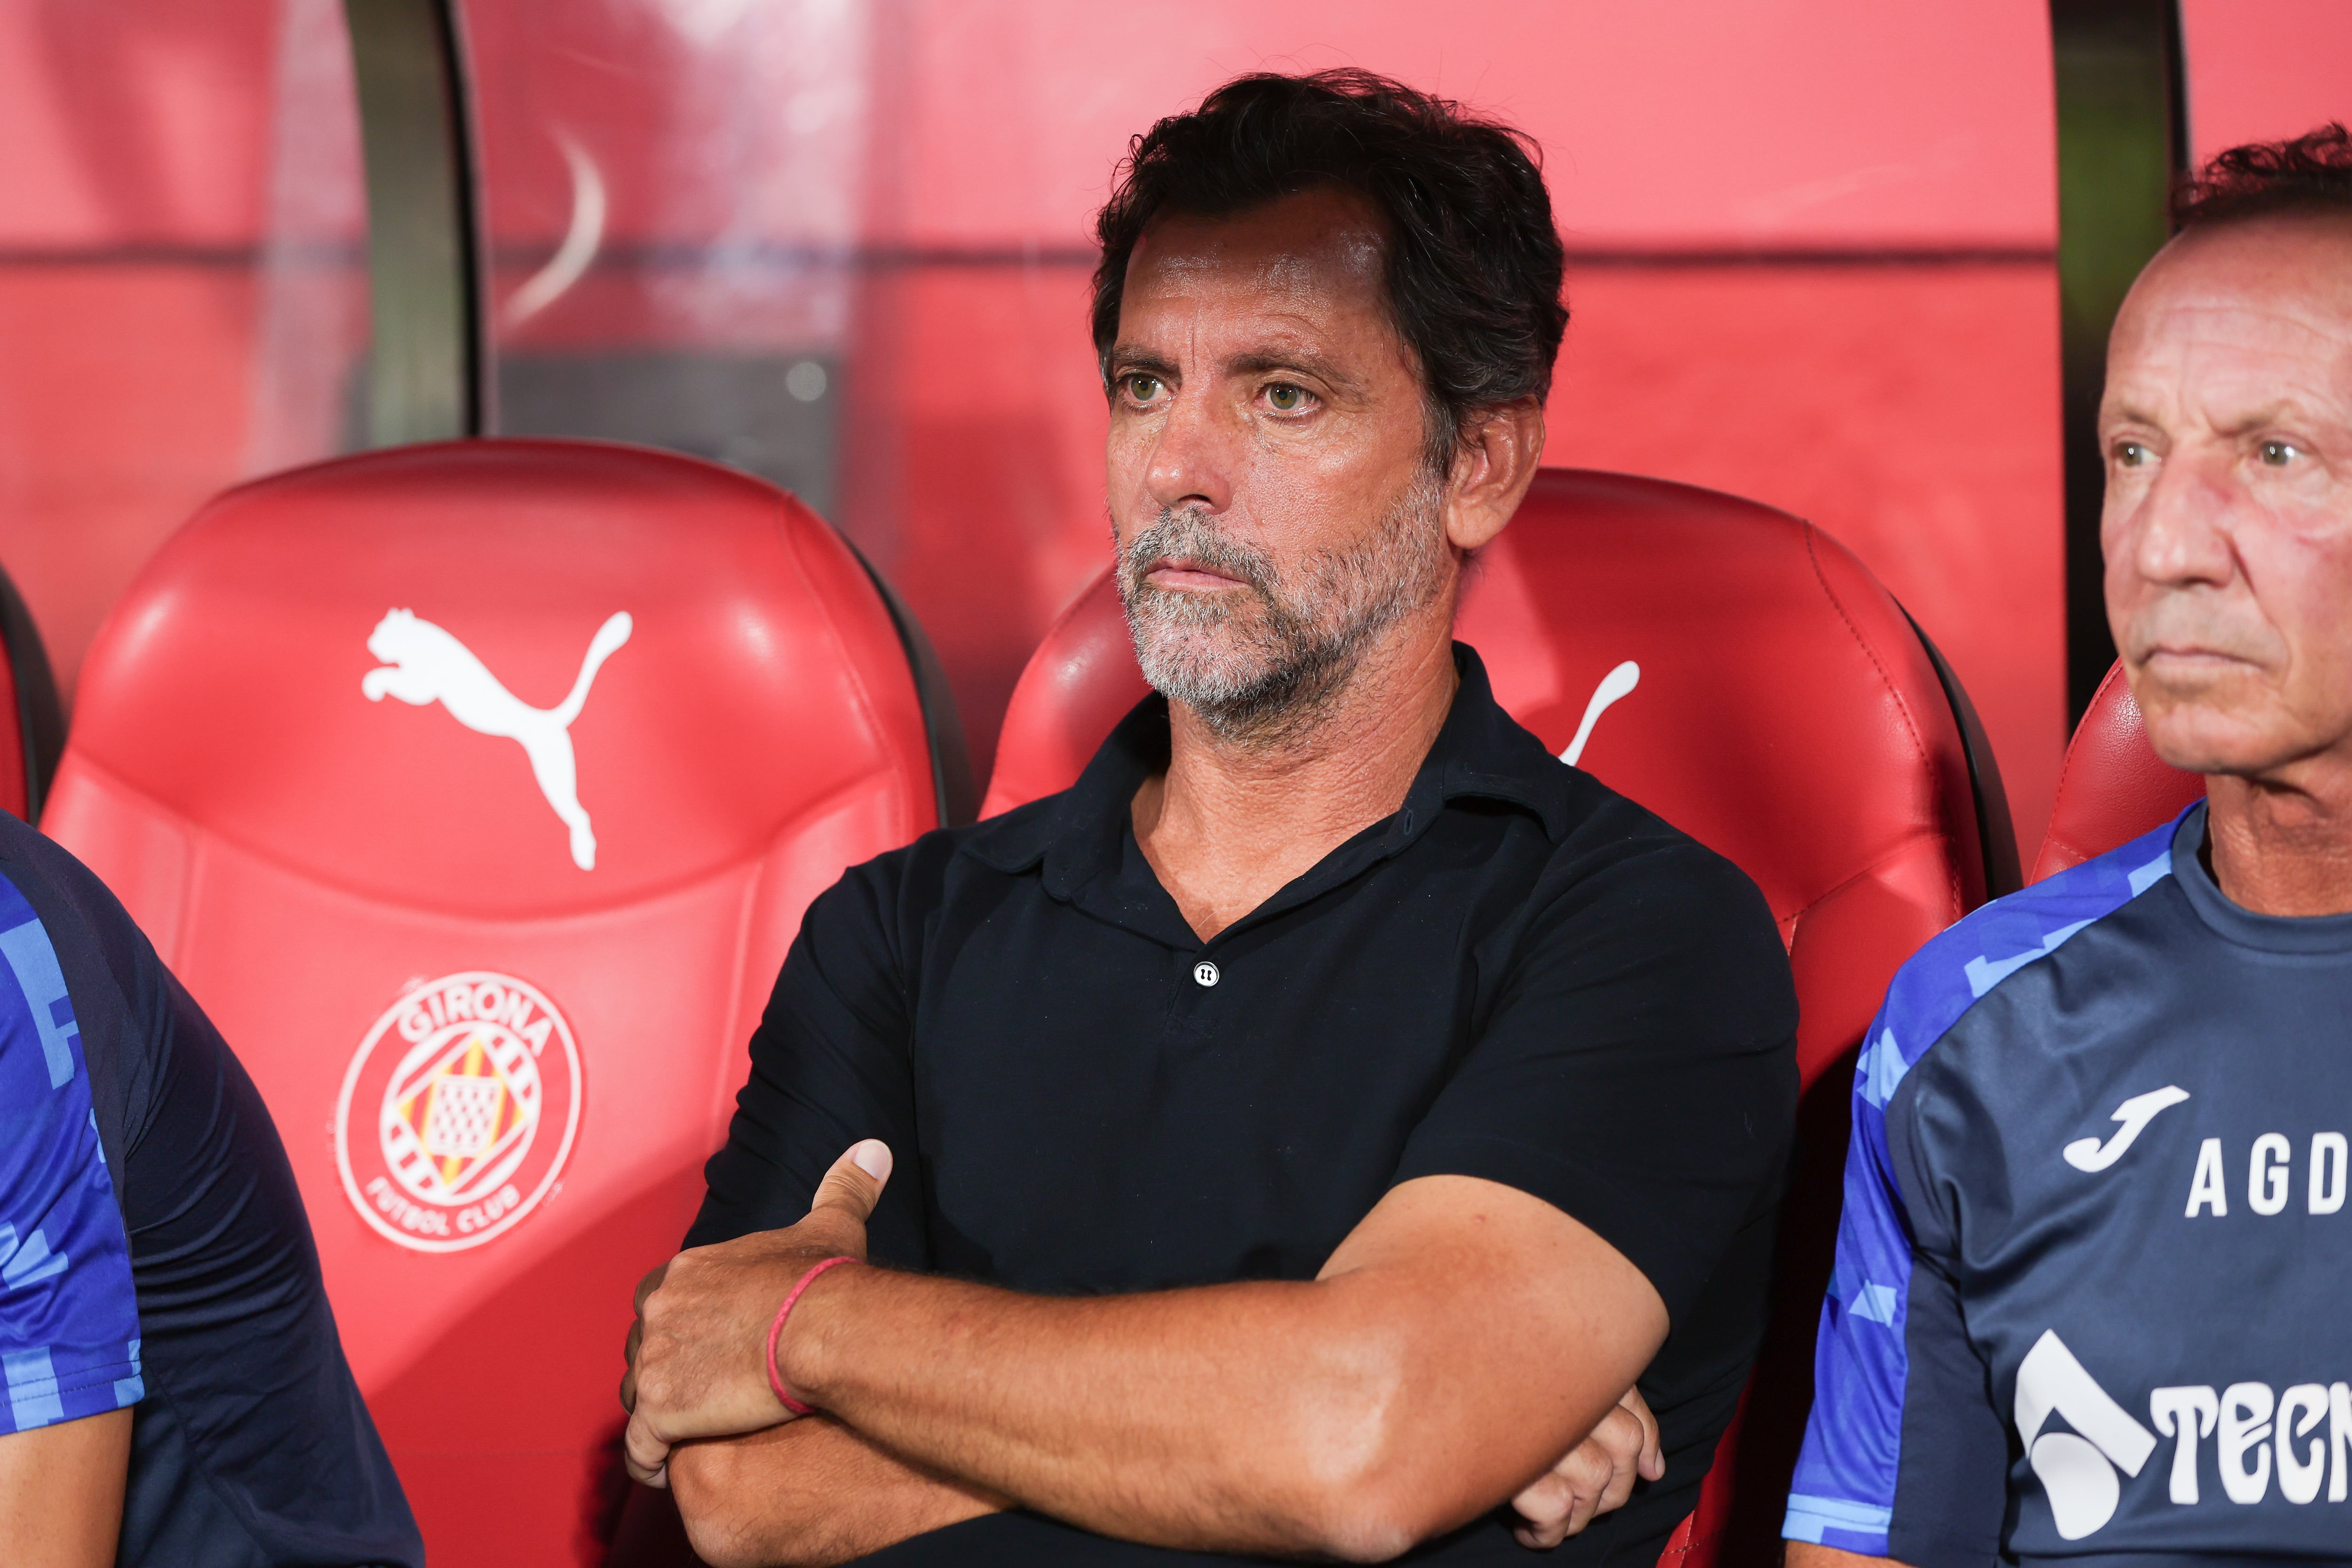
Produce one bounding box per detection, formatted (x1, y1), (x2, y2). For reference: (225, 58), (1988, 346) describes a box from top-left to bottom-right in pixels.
(1132, 617), (1460, 942)
(2204, 753), (2352, 917)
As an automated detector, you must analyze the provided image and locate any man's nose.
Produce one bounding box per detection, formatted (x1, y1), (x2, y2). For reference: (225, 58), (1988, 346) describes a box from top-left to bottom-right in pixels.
(1143, 385), (1234, 516)
(2122, 447), (2238, 589)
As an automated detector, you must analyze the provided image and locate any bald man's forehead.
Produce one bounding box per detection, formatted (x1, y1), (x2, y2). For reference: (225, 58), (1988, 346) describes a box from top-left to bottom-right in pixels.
(2110, 217), (2352, 392)
(2129, 214), (2352, 326)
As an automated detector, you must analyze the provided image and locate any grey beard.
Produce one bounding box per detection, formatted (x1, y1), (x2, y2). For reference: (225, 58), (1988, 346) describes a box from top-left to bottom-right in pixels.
(1115, 472), (1448, 746)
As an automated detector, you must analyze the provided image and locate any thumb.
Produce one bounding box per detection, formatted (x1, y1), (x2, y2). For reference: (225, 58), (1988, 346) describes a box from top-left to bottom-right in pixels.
(1623, 1387), (1664, 1480)
(808, 1139), (892, 1222)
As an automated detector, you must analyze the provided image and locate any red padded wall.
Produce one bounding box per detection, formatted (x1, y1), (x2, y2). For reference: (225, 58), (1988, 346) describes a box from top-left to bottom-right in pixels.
(983, 469), (1989, 1565)
(2183, 0), (2352, 162)
(44, 439), (938, 1567)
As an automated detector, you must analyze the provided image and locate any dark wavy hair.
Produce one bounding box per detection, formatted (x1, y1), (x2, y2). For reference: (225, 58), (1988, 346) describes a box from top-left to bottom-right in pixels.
(1090, 70), (1567, 473)
(2173, 121), (2352, 229)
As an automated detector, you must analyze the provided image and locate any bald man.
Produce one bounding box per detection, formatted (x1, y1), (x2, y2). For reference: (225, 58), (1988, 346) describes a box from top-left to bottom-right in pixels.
(1785, 124), (2352, 1567)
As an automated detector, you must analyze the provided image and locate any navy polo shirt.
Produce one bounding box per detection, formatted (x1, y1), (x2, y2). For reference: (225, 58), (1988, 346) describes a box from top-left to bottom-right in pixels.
(0, 811), (419, 1566)
(691, 645), (1798, 1563)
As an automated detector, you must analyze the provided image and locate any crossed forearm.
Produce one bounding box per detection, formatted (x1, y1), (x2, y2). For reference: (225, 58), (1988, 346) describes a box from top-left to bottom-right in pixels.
(774, 1255), (1626, 1560)
(785, 1269), (1409, 1557)
(660, 1272), (1425, 1563)
(633, 1158), (1667, 1562)
(668, 1417), (1006, 1568)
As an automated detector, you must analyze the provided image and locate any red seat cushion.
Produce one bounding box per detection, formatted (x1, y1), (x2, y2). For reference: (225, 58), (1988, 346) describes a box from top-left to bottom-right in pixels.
(44, 438), (941, 1568)
(983, 467), (1993, 1566)
(2032, 660), (2205, 882)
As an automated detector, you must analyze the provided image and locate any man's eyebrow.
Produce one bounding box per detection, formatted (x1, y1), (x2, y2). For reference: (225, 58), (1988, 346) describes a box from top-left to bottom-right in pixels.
(1106, 345), (1178, 379)
(2103, 393), (2347, 438)
(1226, 349), (1365, 397)
(2209, 398), (2325, 436)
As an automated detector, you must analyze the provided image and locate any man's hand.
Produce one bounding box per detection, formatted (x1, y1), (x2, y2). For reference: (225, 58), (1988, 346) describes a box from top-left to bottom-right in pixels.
(623, 1139), (893, 1486)
(1508, 1385), (1662, 1549)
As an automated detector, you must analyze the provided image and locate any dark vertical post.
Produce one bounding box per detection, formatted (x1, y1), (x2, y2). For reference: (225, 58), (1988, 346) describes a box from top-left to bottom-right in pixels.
(2050, 0), (2187, 721)
(343, 0), (487, 445)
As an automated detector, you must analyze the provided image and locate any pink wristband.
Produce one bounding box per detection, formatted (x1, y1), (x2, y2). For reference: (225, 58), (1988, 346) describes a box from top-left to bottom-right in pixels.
(765, 1255), (859, 1416)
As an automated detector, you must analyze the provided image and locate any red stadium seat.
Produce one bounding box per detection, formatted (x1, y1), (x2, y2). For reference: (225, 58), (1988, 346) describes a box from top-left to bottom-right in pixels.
(0, 560), (64, 823)
(42, 439), (961, 1568)
(983, 468), (2015, 1567)
(2031, 660), (2205, 882)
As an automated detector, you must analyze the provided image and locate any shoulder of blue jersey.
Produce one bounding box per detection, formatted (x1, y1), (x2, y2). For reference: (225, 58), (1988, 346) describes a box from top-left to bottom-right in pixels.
(1780, 812), (2193, 1554)
(0, 866), (143, 1434)
(1853, 814), (2185, 1113)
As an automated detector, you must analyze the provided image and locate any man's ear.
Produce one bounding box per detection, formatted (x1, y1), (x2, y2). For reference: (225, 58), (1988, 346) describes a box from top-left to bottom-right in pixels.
(1442, 398), (1546, 555)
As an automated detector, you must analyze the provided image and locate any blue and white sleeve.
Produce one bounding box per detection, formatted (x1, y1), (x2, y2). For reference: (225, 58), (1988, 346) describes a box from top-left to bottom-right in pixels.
(1783, 825), (2180, 1559)
(0, 887), (140, 1434)
(1782, 983), (1924, 1554)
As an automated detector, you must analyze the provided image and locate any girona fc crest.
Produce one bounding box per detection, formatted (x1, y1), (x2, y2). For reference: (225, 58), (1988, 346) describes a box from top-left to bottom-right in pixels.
(334, 971), (582, 1253)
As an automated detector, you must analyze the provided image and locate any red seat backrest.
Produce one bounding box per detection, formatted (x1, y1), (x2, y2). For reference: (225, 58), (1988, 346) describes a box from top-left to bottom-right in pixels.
(0, 557), (64, 822)
(43, 439), (944, 1568)
(984, 468), (1998, 1566)
(2032, 660), (2205, 883)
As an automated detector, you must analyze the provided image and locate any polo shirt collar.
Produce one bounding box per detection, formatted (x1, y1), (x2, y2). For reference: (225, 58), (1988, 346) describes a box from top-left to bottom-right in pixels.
(962, 643), (1576, 904)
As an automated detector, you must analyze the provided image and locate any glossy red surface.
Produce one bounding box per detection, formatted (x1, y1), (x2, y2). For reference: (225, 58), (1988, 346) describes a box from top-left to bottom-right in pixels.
(2031, 661), (2206, 883)
(42, 439), (939, 1567)
(984, 467), (1992, 1564)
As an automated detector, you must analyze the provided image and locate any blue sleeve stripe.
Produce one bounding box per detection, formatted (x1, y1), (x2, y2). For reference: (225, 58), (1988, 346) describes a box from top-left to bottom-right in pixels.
(1783, 810), (2188, 1543)
(3, 1347), (63, 1427)
(1784, 1494), (1894, 1549)
(0, 1222), (67, 1289)
(0, 918), (80, 1090)
(0, 872), (142, 1434)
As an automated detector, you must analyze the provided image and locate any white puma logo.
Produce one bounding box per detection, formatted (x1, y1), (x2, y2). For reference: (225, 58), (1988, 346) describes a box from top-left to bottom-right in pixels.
(2063, 1085), (2192, 1173)
(1560, 661), (1640, 768)
(362, 609), (633, 870)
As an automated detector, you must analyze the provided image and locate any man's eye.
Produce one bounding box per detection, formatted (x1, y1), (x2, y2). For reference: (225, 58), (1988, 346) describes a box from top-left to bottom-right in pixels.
(2114, 440), (2151, 467)
(1264, 383), (1309, 413)
(2259, 439), (2301, 467)
(1123, 374), (1164, 404)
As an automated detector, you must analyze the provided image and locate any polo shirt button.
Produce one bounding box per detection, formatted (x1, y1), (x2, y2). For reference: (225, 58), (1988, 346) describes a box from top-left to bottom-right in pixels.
(1193, 961), (1220, 987)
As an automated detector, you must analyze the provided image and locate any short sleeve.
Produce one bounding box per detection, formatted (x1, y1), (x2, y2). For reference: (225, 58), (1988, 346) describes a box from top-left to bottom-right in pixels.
(1784, 994), (2006, 1566)
(0, 891), (141, 1433)
(686, 857), (928, 1266)
(1391, 837), (1798, 1327)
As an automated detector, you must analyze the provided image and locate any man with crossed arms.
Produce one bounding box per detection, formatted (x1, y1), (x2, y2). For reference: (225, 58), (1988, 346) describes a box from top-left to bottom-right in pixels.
(625, 71), (1797, 1566)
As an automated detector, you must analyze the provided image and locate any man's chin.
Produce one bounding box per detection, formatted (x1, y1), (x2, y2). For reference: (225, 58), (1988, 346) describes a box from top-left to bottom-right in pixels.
(2130, 658), (2261, 762)
(1132, 619), (1273, 696)
(1141, 661), (1293, 716)
(2137, 694), (2335, 780)
(1134, 640), (1341, 736)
